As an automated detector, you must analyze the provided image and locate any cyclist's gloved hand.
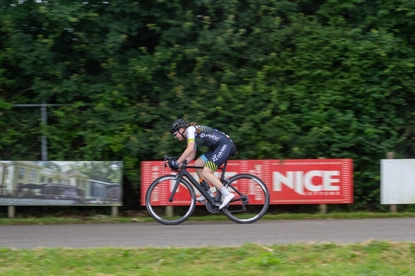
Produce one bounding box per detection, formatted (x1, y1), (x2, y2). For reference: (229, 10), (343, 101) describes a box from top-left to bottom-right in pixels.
(168, 159), (180, 171)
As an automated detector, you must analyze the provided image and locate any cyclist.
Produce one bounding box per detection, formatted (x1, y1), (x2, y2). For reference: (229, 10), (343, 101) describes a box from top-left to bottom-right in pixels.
(169, 118), (237, 209)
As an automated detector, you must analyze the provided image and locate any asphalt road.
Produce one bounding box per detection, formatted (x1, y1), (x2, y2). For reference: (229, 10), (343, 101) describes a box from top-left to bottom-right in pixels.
(0, 218), (414, 249)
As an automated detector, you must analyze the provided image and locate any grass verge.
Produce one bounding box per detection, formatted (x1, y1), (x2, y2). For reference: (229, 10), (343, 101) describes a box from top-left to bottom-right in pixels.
(0, 241), (414, 275)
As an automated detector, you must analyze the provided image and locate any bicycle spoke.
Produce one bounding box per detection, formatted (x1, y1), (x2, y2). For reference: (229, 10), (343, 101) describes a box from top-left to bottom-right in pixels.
(146, 175), (196, 225)
(222, 174), (270, 224)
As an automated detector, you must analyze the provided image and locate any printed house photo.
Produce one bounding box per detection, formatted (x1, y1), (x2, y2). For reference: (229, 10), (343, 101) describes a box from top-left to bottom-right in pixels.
(0, 161), (122, 206)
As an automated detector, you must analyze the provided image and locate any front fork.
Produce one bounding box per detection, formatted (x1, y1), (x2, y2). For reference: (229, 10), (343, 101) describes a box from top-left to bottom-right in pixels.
(168, 174), (182, 203)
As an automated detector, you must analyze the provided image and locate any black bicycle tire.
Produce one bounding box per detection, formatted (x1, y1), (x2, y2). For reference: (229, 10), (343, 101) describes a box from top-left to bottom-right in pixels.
(222, 173), (270, 224)
(145, 174), (196, 225)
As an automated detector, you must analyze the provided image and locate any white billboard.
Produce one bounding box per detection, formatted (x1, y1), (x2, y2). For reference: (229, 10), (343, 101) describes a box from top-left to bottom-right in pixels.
(381, 159), (415, 204)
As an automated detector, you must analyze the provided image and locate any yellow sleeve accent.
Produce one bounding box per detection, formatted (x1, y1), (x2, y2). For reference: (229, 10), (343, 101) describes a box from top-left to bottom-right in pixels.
(188, 138), (195, 143)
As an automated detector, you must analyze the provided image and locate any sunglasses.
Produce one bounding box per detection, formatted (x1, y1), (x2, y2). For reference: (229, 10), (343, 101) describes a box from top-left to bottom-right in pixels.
(172, 131), (178, 136)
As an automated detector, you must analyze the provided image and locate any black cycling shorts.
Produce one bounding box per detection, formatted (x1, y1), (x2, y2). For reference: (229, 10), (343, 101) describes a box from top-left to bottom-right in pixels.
(200, 141), (237, 171)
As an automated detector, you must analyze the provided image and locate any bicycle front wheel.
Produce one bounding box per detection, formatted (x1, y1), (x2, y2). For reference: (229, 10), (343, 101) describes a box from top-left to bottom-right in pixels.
(145, 175), (196, 225)
(222, 174), (270, 224)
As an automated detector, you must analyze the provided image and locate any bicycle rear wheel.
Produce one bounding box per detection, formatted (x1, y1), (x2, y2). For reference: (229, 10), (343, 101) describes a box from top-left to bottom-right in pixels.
(145, 175), (196, 225)
(222, 174), (270, 224)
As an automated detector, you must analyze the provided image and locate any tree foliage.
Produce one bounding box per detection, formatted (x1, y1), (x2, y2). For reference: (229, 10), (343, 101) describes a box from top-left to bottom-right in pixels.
(1, 0), (414, 209)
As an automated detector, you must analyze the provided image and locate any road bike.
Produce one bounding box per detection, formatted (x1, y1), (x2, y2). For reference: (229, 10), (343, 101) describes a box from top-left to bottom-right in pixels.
(145, 155), (270, 225)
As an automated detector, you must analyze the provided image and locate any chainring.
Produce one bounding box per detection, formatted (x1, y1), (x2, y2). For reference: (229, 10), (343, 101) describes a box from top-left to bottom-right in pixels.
(206, 202), (220, 213)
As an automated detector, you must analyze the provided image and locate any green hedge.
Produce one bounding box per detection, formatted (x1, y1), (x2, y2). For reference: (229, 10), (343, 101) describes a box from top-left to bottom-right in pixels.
(1, 0), (414, 209)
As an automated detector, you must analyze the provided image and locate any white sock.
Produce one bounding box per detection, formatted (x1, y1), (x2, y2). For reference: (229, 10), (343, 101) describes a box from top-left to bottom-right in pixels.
(220, 186), (230, 196)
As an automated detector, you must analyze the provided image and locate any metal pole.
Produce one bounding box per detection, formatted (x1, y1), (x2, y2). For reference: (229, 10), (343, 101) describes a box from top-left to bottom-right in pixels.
(13, 103), (69, 161)
(1, 163), (4, 195)
(8, 206), (15, 218)
(387, 152), (397, 213)
(111, 206), (118, 217)
(41, 100), (48, 161)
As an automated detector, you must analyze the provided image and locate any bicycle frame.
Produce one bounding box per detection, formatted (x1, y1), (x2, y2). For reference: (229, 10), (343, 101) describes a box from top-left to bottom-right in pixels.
(147, 156), (270, 224)
(168, 160), (230, 206)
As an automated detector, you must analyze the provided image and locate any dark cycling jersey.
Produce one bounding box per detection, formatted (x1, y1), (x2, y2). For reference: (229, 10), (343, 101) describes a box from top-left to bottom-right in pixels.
(186, 125), (229, 149)
(186, 125), (236, 171)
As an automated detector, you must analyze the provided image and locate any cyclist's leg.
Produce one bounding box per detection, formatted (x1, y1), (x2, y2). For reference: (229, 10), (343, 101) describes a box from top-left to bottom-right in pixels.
(194, 152), (210, 180)
(195, 151), (213, 201)
(202, 144), (231, 187)
(201, 143), (234, 208)
(198, 141), (235, 180)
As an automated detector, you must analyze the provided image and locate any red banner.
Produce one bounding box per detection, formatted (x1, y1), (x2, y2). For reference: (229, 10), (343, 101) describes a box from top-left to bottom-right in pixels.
(141, 159), (353, 205)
